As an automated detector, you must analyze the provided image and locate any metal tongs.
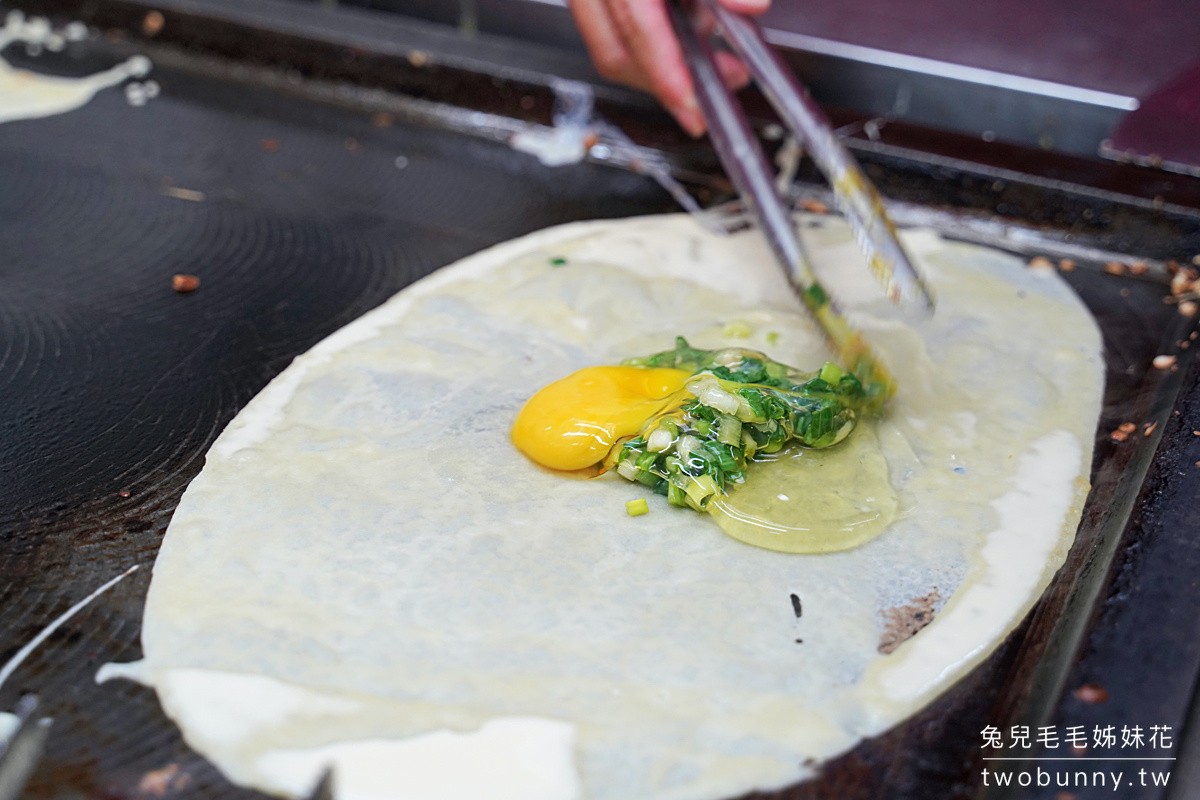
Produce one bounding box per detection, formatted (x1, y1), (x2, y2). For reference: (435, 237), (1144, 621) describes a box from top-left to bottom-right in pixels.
(667, 0), (935, 405)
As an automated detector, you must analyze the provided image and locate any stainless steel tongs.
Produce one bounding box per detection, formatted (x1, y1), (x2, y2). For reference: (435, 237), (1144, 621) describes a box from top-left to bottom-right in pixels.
(666, 0), (935, 404)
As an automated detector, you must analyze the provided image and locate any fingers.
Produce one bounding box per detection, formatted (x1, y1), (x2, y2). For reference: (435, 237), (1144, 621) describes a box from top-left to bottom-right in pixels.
(571, 0), (770, 137)
(714, 49), (751, 92)
(717, 0), (771, 15)
(692, 2), (751, 90)
(567, 0), (644, 90)
(604, 0), (705, 136)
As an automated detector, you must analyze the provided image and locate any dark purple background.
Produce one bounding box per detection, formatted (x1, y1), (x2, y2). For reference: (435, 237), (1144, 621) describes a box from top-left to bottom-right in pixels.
(761, 0), (1200, 98)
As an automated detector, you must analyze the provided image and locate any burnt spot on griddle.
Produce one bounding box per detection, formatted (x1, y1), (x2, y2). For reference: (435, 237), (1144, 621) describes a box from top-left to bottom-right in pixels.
(790, 593), (802, 618)
(878, 588), (943, 655)
(123, 518), (153, 534)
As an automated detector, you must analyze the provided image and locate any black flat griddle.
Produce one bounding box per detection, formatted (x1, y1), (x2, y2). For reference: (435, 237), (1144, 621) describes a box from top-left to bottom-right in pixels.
(0, 38), (674, 800)
(2, 3), (1200, 799)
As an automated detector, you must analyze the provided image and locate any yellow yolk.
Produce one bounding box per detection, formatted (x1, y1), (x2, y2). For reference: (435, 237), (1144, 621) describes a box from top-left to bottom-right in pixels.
(512, 366), (692, 471)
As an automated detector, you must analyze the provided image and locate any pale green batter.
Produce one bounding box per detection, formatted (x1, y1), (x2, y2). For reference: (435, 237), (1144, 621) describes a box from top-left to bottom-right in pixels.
(130, 214), (1103, 800)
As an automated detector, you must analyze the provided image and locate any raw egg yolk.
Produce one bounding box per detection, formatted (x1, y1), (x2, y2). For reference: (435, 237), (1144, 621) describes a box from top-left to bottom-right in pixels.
(512, 366), (692, 471)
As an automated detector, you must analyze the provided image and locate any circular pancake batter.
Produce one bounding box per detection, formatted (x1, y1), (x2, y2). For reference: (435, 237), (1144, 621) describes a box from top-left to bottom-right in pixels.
(134, 214), (1104, 800)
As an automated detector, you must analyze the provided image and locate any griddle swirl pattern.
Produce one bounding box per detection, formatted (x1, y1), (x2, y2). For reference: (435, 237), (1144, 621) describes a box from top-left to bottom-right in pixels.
(0, 60), (671, 798)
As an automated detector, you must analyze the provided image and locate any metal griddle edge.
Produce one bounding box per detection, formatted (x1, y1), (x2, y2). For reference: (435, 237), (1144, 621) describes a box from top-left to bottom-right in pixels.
(2, 1), (1200, 798)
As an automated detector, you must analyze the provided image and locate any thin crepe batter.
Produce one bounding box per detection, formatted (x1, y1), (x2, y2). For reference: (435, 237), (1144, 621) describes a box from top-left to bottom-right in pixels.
(132, 214), (1103, 800)
(0, 12), (151, 124)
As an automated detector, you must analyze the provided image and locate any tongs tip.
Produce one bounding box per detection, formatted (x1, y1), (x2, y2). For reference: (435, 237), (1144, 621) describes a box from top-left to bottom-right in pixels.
(684, 0), (937, 317)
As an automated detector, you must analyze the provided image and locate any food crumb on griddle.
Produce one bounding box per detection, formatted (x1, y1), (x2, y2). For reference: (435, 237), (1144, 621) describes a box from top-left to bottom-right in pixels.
(1169, 266), (1200, 321)
(142, 10), (164, 36)
(1153, 354), (1177, 369)
(1058, 258), (1076, 272)
(1129, 261), (1148, 276)
(1028, 256), (1054, 271)
(1104, 261), (1126, 276)
(1171, 270), (1194, 296)
(138, 763), (190, 796)
(260, 138), (280, 153)
(1143, 422), (1157, 437)
(1072, 683), (1110, 704)
(798, 198), (829, 214)
(878, 588), (942, 654)
(370, 112), (395, 128)
(161, 186), (205, 202)
(172, 274), (200, 293)
(1110, 422), (1137, 442)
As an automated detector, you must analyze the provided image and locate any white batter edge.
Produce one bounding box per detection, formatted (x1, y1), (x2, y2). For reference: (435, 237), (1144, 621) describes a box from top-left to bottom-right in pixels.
(127, 213), (1103, 800)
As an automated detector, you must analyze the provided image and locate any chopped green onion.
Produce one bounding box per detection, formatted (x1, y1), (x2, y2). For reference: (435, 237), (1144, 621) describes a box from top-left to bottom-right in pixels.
(616, 460), (639, 481)
(635, 470), (660, 488)
(684, 474), (719, 510)
(646, 426), (674, 453)
(635, 450), (659, 470)
(625, 498), (650, 516)
(610, 338), (865, 515)
(716, 414), (742, 446)
(722, 320), (754, 338)
(818, 362), (845, 384)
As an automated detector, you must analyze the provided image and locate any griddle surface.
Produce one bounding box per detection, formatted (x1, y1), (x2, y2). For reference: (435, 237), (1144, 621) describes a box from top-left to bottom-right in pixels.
(0, 51), (670, 798)
(0, 40), (1190, 800)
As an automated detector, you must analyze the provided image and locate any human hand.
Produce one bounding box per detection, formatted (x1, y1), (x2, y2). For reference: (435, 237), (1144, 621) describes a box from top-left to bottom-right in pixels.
(568, 0), (771, 137)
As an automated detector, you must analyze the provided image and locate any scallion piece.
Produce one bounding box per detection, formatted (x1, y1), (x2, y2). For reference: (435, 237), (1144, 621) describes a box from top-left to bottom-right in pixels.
(625, 498), (650, 516)
(610, 337), (867, 515)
